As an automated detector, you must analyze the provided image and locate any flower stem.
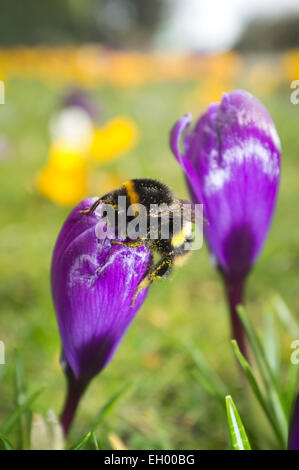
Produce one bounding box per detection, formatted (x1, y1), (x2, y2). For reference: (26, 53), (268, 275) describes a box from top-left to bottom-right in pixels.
(60, 368), (88, 436)
(224, 275), (249, 361)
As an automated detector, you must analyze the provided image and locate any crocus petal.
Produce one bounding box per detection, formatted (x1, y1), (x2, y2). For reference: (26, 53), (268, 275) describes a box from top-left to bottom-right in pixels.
(171, 90), (281, 278)
(170, 113), (204, 204)
(62, 89), (99, 120)
(170, 112), (192, 166)
(288, 395), (299, 450)
(51, 198), (151, 382)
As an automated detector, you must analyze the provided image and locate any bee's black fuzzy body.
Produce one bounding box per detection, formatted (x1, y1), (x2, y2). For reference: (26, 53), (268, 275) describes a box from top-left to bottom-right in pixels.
(82, 178), (194, 302)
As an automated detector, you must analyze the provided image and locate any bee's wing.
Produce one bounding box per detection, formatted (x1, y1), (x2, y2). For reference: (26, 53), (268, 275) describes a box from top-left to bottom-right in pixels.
(149, 199), (208, 225)
(176, 199), (208, 225)
(148, 203), (173, 217)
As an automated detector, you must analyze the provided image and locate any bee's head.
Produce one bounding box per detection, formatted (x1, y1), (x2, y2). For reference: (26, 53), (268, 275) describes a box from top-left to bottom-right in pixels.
(99, 186), (126, 209)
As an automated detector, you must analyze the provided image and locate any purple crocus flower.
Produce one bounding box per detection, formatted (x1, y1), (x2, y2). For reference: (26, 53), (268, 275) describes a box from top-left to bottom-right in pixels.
(288, 395), (299, 450)
(170, 90), (281, 357)
(62, 89), (99, 120)
(51, 198), (151, 434)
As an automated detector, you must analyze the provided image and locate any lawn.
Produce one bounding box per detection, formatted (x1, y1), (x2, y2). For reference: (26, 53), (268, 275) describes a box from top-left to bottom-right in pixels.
(0, 73), (299, 449)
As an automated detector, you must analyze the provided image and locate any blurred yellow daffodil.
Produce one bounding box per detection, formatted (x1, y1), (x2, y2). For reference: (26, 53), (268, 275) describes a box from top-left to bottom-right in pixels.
(90, 117), (138, 163)
(282, 49), (299, 82)
(37, 108), (138, 206)
(37, 142), (88, 206)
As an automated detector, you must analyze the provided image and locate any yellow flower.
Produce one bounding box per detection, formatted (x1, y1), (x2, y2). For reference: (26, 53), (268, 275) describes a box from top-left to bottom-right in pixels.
(48, 141), (87, 171)
(282, 49), (299, 82)
(37, 142), (88, 206)
(37, 165), (87, 206)
(36, 114), (138, 206)
(90, 117), (138, 163)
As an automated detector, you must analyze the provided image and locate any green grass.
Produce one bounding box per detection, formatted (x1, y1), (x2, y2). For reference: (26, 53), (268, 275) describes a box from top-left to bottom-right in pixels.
(0, 76), (299, 449)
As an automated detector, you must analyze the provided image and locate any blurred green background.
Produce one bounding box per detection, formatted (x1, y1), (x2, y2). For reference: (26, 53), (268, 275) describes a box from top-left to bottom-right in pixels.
(0, 0), (299, 451)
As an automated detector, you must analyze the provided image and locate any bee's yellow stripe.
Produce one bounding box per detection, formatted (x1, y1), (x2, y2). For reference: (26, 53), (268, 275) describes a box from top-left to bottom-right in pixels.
(123, 180), (139, 205)
(171, 230), (186, 248)
(171, 221), (192, 248)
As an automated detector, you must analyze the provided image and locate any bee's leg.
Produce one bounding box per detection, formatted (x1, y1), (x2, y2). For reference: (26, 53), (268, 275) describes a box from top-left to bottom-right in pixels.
(80, 198), (102, 215)
(102, 221), (111, 245)
(148, 254), (175, 281)
(131, 253), (174, 307)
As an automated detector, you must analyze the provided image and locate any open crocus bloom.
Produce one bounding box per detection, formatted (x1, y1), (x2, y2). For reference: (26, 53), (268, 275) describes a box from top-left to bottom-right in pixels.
(170, 90), (281, 280)
(51, 198), (151, 384)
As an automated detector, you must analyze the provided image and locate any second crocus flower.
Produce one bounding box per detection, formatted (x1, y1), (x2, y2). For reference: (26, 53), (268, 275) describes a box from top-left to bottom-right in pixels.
(170, 90), (281, 357)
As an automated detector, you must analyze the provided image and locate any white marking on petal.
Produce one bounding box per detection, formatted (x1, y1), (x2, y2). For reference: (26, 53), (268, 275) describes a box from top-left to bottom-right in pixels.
(269, 125), (281, 152)
(204, 167), (230, 195)
(121, 248), (150, 289)
(69, 253), (98, 288)
(203, 137), (279, 196)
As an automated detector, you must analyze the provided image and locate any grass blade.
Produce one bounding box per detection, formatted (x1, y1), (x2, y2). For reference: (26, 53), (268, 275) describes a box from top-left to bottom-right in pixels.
(83, 382), (132, 434)
(187, 343), (227, 405)
(0, 362), (7, 383)
(262, 312), (280, 377)
(285, 364), (299, 418)
(231, 340), (285, 448)
(0, 433), (14, 450)
(14, 350), (30, 449)
(70, 384), (131, 451)
(0, 386), (44, 435)
(272, 295), (299, 338)
(91, 432), (100, 450)
(237, 305), (288, 446)
(191, 371), (226, 409)
(69, 432), (92, 450)
(225, 395), (251, 450)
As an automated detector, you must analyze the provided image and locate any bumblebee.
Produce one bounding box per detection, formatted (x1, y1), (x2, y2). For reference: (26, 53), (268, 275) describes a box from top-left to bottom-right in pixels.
(81, 178), (201, 304)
